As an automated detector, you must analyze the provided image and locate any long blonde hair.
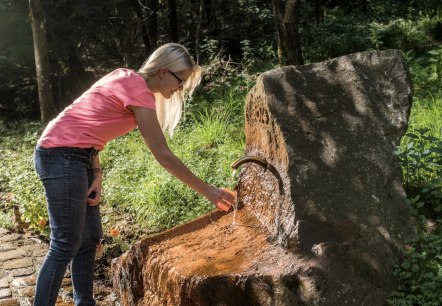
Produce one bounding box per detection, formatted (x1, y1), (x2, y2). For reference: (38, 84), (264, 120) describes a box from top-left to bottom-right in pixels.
(138, 43), (202, 136)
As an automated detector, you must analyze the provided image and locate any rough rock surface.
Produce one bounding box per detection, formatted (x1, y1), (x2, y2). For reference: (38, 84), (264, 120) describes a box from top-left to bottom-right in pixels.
(113, 210), (310, 306)
(113, 49), (415, 305)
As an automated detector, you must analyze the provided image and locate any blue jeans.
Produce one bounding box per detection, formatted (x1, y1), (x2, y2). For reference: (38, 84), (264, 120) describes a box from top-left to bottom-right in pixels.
(33, 146), (103, 306)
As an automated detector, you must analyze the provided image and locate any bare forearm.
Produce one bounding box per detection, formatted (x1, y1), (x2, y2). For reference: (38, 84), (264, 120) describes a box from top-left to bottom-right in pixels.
(158, 152), (211, 197)
(92, 155), (100, 169)
(130, 106), (234, 210)
(92, 155), (103, 177)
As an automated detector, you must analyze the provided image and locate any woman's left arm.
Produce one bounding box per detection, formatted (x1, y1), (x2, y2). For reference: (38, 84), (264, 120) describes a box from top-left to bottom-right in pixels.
(128, 106), (235, 211)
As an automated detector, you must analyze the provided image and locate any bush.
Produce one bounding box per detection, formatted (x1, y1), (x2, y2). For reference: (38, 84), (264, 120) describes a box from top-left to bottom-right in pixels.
(390, 119), (442, 306)
(371, 15), (442, 53)
(301, 16), (373, 62)
(0, 121), (47, 229)
(396, 129), (442, 193)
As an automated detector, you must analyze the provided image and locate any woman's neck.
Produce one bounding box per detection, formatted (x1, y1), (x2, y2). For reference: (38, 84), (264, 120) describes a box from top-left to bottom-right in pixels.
(138, 72), (159, 93)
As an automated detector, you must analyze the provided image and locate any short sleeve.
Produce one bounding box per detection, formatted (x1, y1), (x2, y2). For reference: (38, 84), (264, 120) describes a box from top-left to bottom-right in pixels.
(116, 70), (156, 110)
(123, 90), (156, 110)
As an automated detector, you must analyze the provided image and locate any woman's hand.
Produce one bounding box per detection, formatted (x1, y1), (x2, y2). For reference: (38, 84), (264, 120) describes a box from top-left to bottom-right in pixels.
(206, 187), (236, 211)
(87, 173), (102, 206)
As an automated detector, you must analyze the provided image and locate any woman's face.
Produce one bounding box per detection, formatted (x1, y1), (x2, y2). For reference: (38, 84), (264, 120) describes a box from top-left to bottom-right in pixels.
(159, 68), (192, 99)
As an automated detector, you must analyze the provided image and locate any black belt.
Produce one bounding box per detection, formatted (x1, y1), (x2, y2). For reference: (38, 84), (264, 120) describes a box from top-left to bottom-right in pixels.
(36, 145), (100, 157)
(85, 147), (100, 157)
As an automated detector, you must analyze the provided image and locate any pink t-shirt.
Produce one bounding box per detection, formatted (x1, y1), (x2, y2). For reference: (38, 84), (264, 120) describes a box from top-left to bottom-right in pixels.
(38, 68), (155, 150)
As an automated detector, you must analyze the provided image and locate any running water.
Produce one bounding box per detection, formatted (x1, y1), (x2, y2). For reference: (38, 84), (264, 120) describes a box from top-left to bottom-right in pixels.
(230, 169), (239, 226)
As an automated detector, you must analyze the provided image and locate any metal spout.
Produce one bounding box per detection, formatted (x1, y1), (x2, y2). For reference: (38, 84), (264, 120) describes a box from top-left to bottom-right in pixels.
(230, 156), (285, 195)
(230, 156), (267, 170)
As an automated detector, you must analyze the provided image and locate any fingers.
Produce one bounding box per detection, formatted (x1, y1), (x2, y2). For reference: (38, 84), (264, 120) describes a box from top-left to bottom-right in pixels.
(87, 178), (102, 206)
(87, 197), (100, 206)
(215, 199), (231, 211)
(215, 188), (237, 211)
(87, 189), (101, 206)
(215, 202), (228, 211)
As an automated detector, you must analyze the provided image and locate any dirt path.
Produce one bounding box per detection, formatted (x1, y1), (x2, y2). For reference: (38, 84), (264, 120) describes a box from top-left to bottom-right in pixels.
(0, 226), (119, 305)
(0, 195), (156, 305)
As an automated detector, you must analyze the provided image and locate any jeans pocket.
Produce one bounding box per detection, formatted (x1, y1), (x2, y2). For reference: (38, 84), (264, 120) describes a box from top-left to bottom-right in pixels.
(34, 146), (49, 178)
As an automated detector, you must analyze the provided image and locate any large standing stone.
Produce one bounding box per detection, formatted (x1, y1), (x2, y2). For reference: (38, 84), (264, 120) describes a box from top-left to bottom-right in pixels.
(113, 50), (415, 305)
(239, 49), (414, 304)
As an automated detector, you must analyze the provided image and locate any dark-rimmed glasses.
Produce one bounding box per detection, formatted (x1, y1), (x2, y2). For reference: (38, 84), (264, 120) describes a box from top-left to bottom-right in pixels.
(168, 70), (186, 87)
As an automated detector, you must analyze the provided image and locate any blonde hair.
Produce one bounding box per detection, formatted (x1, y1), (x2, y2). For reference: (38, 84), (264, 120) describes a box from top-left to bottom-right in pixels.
(138, 43), (202, 136)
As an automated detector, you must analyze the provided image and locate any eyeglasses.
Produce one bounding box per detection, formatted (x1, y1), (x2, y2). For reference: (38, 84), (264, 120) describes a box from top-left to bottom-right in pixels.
(168, 70), (186, 87)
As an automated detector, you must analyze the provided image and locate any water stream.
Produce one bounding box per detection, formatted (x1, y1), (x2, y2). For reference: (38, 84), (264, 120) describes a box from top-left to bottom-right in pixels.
(230, 169), (239, 226)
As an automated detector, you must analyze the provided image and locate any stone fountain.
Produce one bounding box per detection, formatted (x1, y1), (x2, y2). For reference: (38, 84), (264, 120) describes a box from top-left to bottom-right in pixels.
(112, 49), (415, 306)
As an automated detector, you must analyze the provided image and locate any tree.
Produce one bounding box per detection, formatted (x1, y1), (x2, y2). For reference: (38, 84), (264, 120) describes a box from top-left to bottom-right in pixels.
(168, 0), (179, 42)
(272, 0), (303, 65)
(204, 0), (217, 37)
(140, 0), (158, 55)
(29, 0), (57, 124)
(195, 0), (204, 64)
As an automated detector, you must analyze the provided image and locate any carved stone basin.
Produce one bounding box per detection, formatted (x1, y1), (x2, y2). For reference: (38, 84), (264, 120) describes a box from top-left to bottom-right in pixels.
(113, 49), (415, 306)
(113, 208), (310, 305)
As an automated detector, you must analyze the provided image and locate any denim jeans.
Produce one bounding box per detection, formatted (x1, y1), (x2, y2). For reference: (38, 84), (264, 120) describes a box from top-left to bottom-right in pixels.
(33, 146), (103, 306)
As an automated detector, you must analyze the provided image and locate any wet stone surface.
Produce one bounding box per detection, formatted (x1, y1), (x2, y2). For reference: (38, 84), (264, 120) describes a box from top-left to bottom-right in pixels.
(113, 50), (415, 306)
(0, 228), (118, 306)
(113, 209), (307, 305)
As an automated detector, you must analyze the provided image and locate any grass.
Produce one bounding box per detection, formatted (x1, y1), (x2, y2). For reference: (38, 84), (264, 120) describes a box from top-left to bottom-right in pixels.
(0, 121), (46, 229)
(408, 94), (442, 138)
(0, 210), (13, 229)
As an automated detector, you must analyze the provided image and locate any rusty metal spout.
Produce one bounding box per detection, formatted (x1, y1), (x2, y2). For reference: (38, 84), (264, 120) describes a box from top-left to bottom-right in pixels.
(230, 156), (268, 170)
(231, 156), (285, 195)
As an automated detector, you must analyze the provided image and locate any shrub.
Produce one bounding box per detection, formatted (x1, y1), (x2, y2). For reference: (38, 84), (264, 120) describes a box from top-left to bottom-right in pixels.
(390, 130), (442, 305)
(371, 15), (442, 53)
(0, 121), (47, 229)
(301, 16), (372, 62)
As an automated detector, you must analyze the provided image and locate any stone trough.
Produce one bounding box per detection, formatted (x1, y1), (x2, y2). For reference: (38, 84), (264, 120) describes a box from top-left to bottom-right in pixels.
(112, 49), (415, 306)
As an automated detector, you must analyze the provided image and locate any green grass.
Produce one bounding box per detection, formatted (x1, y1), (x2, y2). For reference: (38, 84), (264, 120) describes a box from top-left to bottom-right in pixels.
(408, 95), (442, 138)
(0, 210), (13, 230)
(0, 121), (46, 228)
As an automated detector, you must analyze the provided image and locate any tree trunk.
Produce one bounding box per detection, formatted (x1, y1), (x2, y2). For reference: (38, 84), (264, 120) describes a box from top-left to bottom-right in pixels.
(140, 0), (158, 54)
(282, 0), (303, 65)
(272, 0), (284, 65)
(204, 0), (217, 36)
(168, 0), (179, 42)
(137, 0), (151, 54)
(272, 0), (303, 66)
(29, 0), (57, 124)
(315, 0), (324, 24)
(195, 0), (204, 64)
(63, 40), (94, 103)
(147, 0), (158, 52)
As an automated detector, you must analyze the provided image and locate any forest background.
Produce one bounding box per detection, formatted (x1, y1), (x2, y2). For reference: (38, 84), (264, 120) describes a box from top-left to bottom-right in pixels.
(0, 1), (441, 305)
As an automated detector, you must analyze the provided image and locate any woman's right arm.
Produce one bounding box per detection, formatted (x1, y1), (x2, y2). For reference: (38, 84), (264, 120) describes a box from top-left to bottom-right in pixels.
(127, 106), (235, 211)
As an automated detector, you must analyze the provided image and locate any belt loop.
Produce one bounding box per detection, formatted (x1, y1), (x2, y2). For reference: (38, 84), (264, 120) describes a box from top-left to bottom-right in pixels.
(91, 148), (100, 157)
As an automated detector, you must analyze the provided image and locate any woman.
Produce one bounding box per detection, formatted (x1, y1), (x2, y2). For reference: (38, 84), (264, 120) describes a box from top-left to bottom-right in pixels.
(33, 43), (235, 305)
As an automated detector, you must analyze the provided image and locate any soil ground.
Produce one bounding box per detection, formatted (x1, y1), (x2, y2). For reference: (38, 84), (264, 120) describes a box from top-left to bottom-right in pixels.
(0, 191), (159, 305)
